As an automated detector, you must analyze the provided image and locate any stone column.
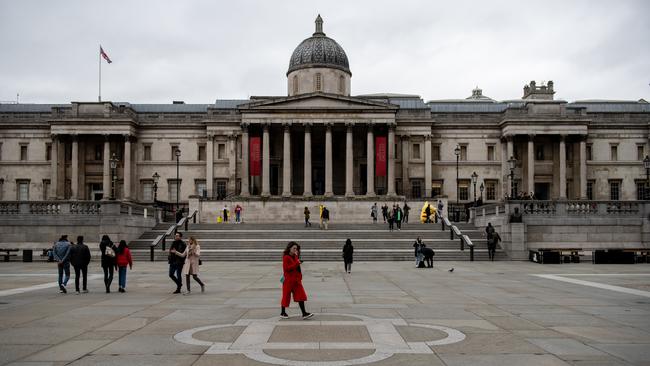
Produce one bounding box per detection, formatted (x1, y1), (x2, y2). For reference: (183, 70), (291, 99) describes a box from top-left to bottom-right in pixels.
(282, 123), (292, 197)
(261, 123), (270, 197)
(366, 125), (375, 196)
(424, 134), (432, 197)
(123, 135), (132, 200)
(387, 124), (396, 196)
(345, 123), (354, 197)
(228, 134), (237, 195)
(527, 134), (535, 195)
(240, 124), (250, 196)
(401, 135), (410, 196)
(325, 123), (334, 197)
(303, 123), (312, 197)
(559, 135), (567, 199)
(579, 137), (587, 199)
(102, 135), (111, 200)
(71, 135), (79, 200)
(50, 134), (58, 199)
(506, 136), (514, 197)
(206, 133), (214, 198)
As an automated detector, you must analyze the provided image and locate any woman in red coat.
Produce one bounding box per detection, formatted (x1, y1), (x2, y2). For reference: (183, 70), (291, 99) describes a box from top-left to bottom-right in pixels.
(281, 242), (313, 319)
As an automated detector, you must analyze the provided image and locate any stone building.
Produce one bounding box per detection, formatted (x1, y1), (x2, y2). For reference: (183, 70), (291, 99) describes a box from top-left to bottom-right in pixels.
(1, 15), (650, 208)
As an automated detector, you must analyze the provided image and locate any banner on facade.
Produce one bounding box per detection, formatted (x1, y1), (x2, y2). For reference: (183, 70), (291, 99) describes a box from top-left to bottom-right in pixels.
(375, 136), (387, 177)
(250, 137), (261, 176)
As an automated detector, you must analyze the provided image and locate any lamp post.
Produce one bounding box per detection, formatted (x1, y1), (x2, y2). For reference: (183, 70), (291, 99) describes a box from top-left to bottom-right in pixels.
(175, 148), (181, 213)
(508, 156), (517, 199)
(480, 182), (484, 202)
(454, 144), (461, 221)
(152, 172), (160, 204)
(643, 155), (650, 200)
(471, 171), (478, 207)
(109, 153), (119, 200)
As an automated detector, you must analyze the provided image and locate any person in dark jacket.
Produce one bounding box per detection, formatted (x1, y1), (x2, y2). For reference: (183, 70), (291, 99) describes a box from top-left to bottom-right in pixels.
(403, 203), (410, 224)
(488, 232), (501, 261)
(304, 207), (311, 227)
(169, 232), (187, 294)
(321, 206), (330, 230)
(342, 239), (354, 274)
(99, 235), (117, 293)
(381, 204), (388, 223)
(70, 235), (91, 294)
(421, 245), (435, 268)
(413, 237), (423, 267)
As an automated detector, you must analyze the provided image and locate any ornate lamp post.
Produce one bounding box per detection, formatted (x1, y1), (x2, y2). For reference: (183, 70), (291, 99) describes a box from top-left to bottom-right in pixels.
(643, 155), (650, 200)
(508, 156), (517, 199)
(480, 182), (485, 202)
(454, 144), (461, 221)
(175, 148), (181, 213)
(471, 171), (478, 207)
(152, 172), (160, 204)
(109, 153), (119, 200)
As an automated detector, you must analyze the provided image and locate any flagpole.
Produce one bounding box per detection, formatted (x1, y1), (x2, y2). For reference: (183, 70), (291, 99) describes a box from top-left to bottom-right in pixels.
(98, 45), (101, 102)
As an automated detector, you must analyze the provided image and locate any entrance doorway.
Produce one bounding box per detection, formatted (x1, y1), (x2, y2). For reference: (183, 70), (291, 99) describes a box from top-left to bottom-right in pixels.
(89, 183), (103, 201)
(359, 164), (367, 195)
(270, 165), (280, 196)
(534, 183), (550, 200)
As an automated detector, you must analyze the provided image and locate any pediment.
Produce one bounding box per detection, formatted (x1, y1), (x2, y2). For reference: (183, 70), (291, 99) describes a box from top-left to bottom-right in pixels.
(239, 93), (398, 112)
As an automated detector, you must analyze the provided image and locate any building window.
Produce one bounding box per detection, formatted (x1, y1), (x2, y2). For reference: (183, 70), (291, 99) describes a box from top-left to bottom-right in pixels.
(171, 145), (180, 160)
(293, 75), (298, 94)
(143, 145), (152, 161)
(142, 181), (153, 202)
(638, 145), (645, 161)
(610, 144), (618, 161)
(458, 179), (470, 201)
(411, 143), (421, 160)
(487, 145), (495, 161)
(215, 179), (227, 199)
(168, 179), (181, 202)
(20, 145), (28, 161)
(46, 143), (52, 161)
(432, 180), (443, 198)
(195, 180), (207, 198)
(0, 179), (3, 200)
(339, 75), (345, 93)
(411, 180), (422, 198)
(535, 145), (545, 161)
(567, 145), (574, 162)
(217, 143), (226, 160)
(586, 144), (592, 160)
(64, 144), (72, 161)
(315, 73), (322, 92)
(432, 145), (440, 161)
(636, 180), (646, 200)
(95, 144), (103, 161)
(198, 144), (206, 161)
(485, 180), (497, 201)
(42, 179), (50, 200)
(17, 180), (30, 201)
(460, 145), (467, 161)
(587, 180), (594, 200)
(609, 180), (620, 200)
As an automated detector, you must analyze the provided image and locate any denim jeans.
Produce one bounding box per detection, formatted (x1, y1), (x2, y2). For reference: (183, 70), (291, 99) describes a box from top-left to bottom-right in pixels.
(118, 266), (127, 289)
(57, 262), (70, 287)
(169, 263), (183, 289)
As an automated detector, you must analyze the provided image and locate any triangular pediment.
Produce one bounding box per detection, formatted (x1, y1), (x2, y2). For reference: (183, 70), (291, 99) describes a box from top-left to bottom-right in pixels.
(238, 93), (398, 111)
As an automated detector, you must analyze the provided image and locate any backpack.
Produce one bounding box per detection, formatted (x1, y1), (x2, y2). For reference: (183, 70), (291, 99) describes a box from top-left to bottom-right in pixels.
(104, 245), (115, 258)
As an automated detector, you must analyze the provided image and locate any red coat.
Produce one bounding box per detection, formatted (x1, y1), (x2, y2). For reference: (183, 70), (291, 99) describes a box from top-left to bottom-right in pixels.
(116, 247), (133, 268)
(281, 254), (307, 307)
(283, 254), (302, 282)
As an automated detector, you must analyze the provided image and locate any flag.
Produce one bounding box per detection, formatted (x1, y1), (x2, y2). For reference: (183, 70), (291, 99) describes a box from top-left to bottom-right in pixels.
(375, 136), (387, 177)
(100, 46), (112, 64)
(250, 137), (261, 176)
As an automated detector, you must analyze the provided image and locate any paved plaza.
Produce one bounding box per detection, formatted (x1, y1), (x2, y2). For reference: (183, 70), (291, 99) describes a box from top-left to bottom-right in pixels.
(0, 261), (649, 366)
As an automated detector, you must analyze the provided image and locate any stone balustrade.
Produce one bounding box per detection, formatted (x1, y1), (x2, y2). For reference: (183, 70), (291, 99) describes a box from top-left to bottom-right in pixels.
(0, 200), (156, 218)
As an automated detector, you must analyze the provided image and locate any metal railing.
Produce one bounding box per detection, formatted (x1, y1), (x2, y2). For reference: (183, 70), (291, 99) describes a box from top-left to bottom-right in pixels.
(150, 210), (197, 261)
(438, 213), (474, 261)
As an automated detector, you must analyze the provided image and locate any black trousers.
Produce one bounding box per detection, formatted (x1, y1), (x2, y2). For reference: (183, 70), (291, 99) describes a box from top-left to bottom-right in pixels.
(73, 265), (88, 292)
(396, 220), (402, 229)
(424, 256), (433, 268)
(102, 265), (114, 291)
(344, 260), (352, 272)
(185, 274), (205, 291)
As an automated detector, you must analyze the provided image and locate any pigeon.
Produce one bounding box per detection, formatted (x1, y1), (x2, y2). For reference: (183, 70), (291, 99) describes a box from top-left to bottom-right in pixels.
(448, 268), (454, 272)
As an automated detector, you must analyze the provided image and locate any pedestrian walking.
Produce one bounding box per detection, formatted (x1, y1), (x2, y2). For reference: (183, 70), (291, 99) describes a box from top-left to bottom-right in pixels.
(485, 222), (495, 242)
(371, 203), (378, 223)
(403, 203), (410, 224)
(395, 204), (403, 231)
(169, 232), (187, 294)
(304, 206), (312, 227)
(70, 235), (91, 294)
(115, 240), (133, 293)
(53, 235), (71, 293)
(488, 232), (501, 261)
(235, 204), (242, 224)
(100, 235), (117, 293)
(321, 206), (330, 230)
(342, 239), (354, 273)
(280, 242), (313, 320)
(387, 206), (394, 232)
(173, 236), (206, 294)
(381, 204), (388, 223)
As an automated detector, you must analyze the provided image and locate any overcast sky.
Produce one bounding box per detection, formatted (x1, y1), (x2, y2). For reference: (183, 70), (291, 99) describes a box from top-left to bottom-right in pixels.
(1, 0), (648, 104)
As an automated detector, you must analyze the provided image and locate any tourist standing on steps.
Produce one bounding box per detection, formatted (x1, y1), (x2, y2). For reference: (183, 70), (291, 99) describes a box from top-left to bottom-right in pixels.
(371, 203), (378, 224)
(115, 240), (133, 293)
(424, 204), (432, 224)
(403, 203), (410, 224)
(70, 235), (91, 294)
(223, 204), (229, 223)
(169, 232), (187, 294)
(342, 239), (354, 273)
(280, 242), (313, 319)
(387, 206), (395, 232)
(53, 235), (71, 293)
(100, 235), (117, 293)
(413, 237), (423, 267)
(437, 200), (444, 220)
(321, 206), (330, 230)
(395, 204), (403, 231)
(304, 206), (311, 227)
(235, 204), (242, 224)
(173, 236), (206, 294)
(381, 203), (388, 223)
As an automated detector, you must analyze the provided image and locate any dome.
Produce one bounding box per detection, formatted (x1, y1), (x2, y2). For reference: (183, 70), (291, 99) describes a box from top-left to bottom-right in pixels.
(287, 15), (351, 76)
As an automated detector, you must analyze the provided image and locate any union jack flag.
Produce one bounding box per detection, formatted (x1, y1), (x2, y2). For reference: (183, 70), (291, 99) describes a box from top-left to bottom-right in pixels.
(100, 46), (112, 64)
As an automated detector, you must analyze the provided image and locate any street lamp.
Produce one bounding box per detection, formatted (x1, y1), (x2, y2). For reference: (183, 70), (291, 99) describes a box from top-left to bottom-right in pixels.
(508, 156), (517, 199)
(480, 182), (485, 202)
(109, 153), (119, 200)
(152, 172), (160, 204)
(454, 144), (461, 221)
(175, 148), (181, 213)
(471, 171), (478, 207)
(643, 155), (650, 200)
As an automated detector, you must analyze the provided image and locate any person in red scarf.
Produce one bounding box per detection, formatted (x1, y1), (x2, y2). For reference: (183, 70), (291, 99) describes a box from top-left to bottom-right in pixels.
(280, 242), (313, 319)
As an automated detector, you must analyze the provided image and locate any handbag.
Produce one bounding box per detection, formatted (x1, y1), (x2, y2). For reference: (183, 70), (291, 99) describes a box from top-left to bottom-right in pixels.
(105, 246), (115, 258)
(199, 259), (203, 266)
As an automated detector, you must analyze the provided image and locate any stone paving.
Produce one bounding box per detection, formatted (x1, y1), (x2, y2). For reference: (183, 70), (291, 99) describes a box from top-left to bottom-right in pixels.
(0, 261), (649, 365)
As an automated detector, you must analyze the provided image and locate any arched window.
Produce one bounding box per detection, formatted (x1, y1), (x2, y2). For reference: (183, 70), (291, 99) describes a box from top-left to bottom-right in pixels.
(339, 75), (345, 94)
(315, 73), (322, 92)
(293, 75), (298, 94)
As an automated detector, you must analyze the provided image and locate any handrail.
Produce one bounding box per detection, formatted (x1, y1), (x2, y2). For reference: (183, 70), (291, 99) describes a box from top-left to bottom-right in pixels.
(462, 234), (475, 261)
(149, 210), (198, 261)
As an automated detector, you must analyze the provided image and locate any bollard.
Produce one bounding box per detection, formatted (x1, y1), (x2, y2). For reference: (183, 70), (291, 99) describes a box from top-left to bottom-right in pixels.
(193, 214), (197, 224)
(185, 218), (189, 231)
(470, 245), (474, 261)
(150, 246), (154, 262)
(450, 227), (454, 240)
(162, 236), (166, 251)
(460, 238), (464, 251)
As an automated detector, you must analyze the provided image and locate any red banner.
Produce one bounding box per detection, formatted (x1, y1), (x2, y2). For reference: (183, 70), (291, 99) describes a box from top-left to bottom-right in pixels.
(375, 136), (387, 177)
(250, 137), (261, 176)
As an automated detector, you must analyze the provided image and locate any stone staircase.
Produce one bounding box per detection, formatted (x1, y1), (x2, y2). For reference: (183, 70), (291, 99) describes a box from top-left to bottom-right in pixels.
(129, 221), (508, 262)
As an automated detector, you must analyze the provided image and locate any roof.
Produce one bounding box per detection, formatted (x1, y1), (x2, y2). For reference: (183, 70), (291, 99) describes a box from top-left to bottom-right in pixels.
(568, 101), (650, 113)
(214, 99), (250, 109)
(128, 104), (211, 113)
(287, 16), (350, 75)
(0, 104), (68, 113)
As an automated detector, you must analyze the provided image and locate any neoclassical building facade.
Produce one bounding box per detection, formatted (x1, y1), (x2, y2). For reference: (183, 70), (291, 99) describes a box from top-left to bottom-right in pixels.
(1, 16), (650, 206)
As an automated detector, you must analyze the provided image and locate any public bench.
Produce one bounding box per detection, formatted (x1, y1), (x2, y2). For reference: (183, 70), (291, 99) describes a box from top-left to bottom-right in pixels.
(529, 248), (582, 264)
(593, 249), (648, 264)
(0, 248), (19, 262)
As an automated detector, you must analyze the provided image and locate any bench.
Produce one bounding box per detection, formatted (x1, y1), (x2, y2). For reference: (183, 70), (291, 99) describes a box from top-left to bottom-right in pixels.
(530, 248), (582, 264)
(593, 249), (648, 264)
(0, 248), (19, 262)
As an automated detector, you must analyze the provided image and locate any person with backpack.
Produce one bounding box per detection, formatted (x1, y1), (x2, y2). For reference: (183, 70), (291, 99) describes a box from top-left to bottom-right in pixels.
(53, 235), (71, 294)
(100, 235), (117, 293)
(69, 235), (91, 294)
(342, 239), (354, 274)
(115, 240), (133, 293)
(280, 242), (313, 320)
